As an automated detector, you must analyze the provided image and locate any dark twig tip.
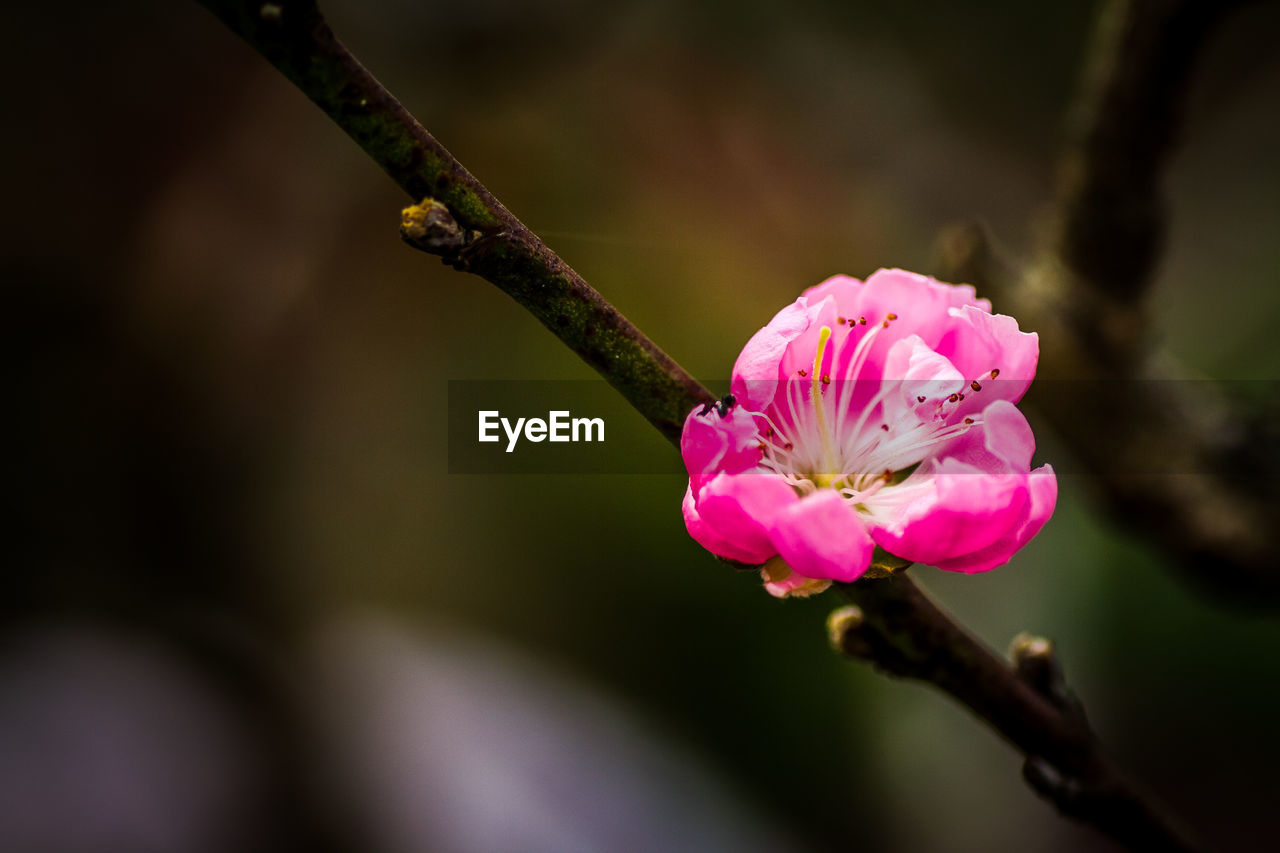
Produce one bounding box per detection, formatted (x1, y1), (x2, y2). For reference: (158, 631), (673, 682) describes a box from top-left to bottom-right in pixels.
(1010, 632), (1087, 722)
(1010, 632), (1059, 688)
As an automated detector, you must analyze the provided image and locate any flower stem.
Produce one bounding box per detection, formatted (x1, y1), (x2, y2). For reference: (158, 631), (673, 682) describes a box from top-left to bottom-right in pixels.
(834, 574), (1199, 852)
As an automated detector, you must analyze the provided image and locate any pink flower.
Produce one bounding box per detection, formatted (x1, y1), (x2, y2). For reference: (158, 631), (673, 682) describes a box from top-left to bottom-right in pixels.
(682, 269), (1057, 597)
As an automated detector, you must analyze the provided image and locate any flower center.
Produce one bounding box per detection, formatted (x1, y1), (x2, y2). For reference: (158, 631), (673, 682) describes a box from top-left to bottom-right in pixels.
(750, 314), (990, 508)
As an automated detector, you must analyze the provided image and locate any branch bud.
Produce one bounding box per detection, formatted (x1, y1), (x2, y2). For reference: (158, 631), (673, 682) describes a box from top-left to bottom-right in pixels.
(827, 605), (869, 658)
(401, 198), (465, 255)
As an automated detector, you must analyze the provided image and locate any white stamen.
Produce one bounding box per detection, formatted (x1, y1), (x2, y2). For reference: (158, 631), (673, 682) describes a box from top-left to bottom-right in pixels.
(740, 313), (983, 511)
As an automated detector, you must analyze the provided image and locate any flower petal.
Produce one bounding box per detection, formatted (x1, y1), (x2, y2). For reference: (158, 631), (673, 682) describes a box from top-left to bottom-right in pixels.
(683, 484), (763, 564)
(766, 489), (874, 582)
(865, 458), (1030, 566)
(935, 305), (1039, 409)
(731, 298), (814, 410)
(880, 335), (966, 423)
(940, 398), (1036, 474)
(689, 472), (798, 565)
(801, 273), (865, 305)
(933, 464), (1058, 573)
(799, 271), (987, 415)
(776, 295), (841, 385)
(681, 402), (762, 491)
(836, 269), (990, 349)
(863, 267), (990, 312)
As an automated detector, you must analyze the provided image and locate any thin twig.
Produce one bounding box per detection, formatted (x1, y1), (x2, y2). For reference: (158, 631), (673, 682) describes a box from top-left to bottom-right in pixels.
(832, 575), (1199, 852)
(196, 1), (1207, 848)
(196, 0), (712, 445)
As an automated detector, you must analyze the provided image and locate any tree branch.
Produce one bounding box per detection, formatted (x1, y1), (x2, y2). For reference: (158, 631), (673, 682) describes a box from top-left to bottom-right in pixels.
(832, 575), (1198, 853)
(196, 1), (1206, 848)
(938, 0), (1280, 603)
(196, 0), (712, 445)
(1050, 0), (1244, 306)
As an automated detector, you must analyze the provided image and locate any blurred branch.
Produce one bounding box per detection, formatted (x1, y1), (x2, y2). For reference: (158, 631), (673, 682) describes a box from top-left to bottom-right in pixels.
(195, 0), (712, 444)
(832, 575), (1198, 853)
(197, 1), (1206, 848)
(1052, 0), (1246, 305)
(937, 0), (1280, 603)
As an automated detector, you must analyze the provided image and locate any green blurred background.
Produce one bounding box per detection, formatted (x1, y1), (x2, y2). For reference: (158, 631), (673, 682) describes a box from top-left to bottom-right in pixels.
(4, 1), (1279, 851)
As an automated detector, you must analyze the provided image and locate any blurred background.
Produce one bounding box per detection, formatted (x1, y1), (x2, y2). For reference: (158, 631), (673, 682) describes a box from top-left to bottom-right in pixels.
(4, 1), (1280, 850)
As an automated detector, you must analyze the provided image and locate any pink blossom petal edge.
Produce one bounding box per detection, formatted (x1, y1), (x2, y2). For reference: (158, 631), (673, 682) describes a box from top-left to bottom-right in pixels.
(684, 472), (798, 566)
(767, 490), (875, 582)
(867, 401), (1051, 571)
(730, 299), (813, 411)
(931, 466), (1057, 573)
(681, 403), (762, 492)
